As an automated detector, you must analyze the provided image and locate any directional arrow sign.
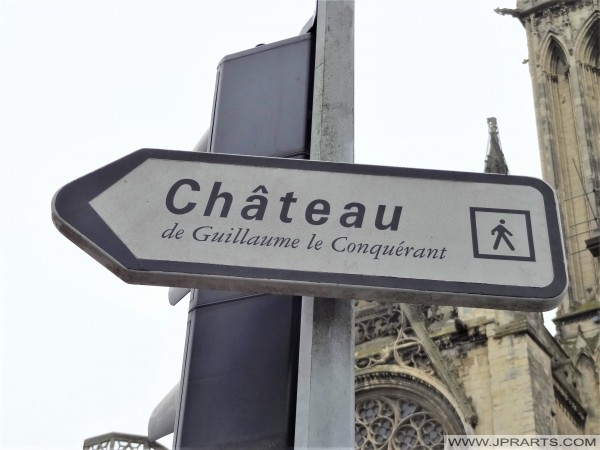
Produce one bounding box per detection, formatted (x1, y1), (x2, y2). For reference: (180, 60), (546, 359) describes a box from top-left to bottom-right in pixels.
(52, 148), (567, 311)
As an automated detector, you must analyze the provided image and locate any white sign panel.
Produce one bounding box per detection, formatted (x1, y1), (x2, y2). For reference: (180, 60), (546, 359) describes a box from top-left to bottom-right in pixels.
(52, 149), (567, 311)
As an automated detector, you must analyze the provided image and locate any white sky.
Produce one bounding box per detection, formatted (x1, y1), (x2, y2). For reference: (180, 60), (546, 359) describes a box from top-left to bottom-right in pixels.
(1, 1), (549, 448)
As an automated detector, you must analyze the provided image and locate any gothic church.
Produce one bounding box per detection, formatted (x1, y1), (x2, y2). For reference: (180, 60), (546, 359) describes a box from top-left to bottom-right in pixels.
(354, 1), (600, 447)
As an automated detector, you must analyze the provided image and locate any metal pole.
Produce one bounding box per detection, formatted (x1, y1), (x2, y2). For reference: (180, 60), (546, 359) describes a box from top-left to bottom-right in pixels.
(295, 1), (355, 448)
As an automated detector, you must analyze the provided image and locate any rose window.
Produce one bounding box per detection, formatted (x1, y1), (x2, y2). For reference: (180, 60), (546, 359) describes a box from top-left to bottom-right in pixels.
(355, 389), (461, 450)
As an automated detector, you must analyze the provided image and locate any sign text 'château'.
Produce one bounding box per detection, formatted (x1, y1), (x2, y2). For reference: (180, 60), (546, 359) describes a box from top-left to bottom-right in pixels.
(166, 180), (403, 230)
(162, 179), (447, 262)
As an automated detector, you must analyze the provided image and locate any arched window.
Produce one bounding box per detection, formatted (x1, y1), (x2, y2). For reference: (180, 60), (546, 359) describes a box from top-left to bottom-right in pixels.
(577, 17), (600, 218)
(542, 37), (586, 304)
(548, 39), (569, 76)
(355, 375), (467, 450)
(544, 39), (576, 173)
(579, 17), (599, 68)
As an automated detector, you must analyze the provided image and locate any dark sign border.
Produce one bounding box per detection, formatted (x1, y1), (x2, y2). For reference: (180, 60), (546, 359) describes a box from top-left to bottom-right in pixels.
(470, 207), (536, 262)
(52, 148), (567, 311)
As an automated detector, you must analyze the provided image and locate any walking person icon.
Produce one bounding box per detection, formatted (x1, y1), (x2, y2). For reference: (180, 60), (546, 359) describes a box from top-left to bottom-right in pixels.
(470, 208), (535, 261)
(491, 219), (515, 251)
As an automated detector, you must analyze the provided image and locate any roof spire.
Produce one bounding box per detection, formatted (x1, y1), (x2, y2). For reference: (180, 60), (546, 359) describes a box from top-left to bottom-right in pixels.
(484, 117), (509, 175)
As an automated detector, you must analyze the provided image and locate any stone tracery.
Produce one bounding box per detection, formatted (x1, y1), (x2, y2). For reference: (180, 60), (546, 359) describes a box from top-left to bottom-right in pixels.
(355, 394), (446, 450)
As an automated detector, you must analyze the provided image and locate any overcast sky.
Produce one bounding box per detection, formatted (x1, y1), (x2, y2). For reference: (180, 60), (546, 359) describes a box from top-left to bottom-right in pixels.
(1, 1), (545, 448)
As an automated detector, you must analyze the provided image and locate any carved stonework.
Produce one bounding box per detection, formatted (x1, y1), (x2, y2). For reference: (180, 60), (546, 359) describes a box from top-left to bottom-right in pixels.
(355, 305), (434, 375)
(355, 396), (445, 450)
(355, 372), (468, 450)
(420, 305), (458, 328)
(355, 304), (406, 346)
(355, 303), (479, 428)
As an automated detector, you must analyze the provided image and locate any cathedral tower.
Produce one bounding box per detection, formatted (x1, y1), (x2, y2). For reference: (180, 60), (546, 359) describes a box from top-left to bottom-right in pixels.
(499, 0), (600, 346)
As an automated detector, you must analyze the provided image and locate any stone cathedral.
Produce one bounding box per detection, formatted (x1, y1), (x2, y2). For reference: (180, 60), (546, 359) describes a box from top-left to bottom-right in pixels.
(354, 1), (600, 448)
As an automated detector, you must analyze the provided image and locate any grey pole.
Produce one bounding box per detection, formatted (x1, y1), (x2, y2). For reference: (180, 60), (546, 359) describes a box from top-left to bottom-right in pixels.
(295, 1), (355, 448)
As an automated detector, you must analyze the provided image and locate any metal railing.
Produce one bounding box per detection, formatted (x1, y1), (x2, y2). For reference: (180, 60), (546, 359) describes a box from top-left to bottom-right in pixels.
(83, 432), (168, 450)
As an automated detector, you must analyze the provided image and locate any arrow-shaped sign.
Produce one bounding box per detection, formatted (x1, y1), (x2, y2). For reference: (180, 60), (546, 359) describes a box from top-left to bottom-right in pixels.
(52, 148), (566, 311)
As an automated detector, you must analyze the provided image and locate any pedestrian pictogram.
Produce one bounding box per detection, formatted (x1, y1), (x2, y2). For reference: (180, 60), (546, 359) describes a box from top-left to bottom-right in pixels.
(470, 207), (536, 262)
(492, 219), (515, 251)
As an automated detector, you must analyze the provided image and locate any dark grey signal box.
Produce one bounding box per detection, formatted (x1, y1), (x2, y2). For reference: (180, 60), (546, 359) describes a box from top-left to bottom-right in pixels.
(174, 33), (314, 449)
(208, 33), (313, 158)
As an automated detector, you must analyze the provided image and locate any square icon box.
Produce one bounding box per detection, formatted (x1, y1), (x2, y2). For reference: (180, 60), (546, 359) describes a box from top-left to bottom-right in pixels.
(470, 207), (536, 261)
